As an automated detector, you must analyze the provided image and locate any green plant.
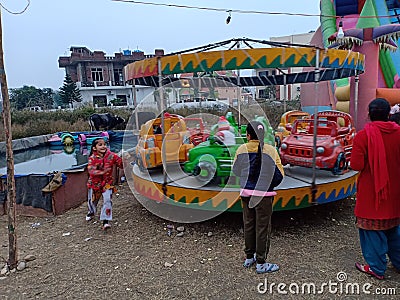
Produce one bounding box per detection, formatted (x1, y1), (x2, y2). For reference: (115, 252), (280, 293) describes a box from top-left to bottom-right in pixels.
(110, 98), (127, 106)
(59, 74), (82, 105)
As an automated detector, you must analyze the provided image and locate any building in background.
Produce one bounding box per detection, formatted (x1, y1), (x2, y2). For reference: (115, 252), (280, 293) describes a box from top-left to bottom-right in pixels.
(178, 71), (252, 107)
(255, 32), (314, 102)
(58, 47), (163, 107)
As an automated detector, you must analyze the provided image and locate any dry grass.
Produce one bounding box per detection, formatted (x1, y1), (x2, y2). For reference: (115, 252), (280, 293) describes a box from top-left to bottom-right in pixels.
(0, 107), (132, 142)
(0, 101), (301, 142)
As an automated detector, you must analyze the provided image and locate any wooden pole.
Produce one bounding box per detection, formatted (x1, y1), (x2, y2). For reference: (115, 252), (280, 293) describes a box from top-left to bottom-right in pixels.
(0, 9), (18, 269)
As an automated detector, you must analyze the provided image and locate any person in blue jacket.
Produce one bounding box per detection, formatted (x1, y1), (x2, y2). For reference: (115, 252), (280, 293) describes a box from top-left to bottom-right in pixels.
(232, 120), (284, 274)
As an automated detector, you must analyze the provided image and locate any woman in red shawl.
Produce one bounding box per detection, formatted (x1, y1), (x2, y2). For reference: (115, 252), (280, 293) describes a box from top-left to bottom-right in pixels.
(86, 137), (122, 230)
(350, 98), (400, 279)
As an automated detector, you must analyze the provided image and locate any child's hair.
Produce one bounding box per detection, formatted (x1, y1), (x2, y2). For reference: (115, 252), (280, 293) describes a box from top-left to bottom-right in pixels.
(246, 121), (265, 177)
(369, 98), (390, 121)
(89, 137), (105, 156)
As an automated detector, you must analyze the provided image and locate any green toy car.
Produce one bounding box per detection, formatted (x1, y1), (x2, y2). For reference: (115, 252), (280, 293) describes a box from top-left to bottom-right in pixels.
(183, 113), (275, 185)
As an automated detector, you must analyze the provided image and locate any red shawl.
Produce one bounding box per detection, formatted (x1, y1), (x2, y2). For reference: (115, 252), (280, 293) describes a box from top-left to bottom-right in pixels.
(364, 121), (397, 210)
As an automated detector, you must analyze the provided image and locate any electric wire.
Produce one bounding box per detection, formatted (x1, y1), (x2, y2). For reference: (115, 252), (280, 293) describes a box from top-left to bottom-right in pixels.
(112, 0), (397, 20)
(0, 0), (30, 15)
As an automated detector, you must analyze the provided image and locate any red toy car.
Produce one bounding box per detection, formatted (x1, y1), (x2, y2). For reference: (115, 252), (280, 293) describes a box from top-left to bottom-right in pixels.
(279, 111), (355, 175)
(184, 117), (210, 146)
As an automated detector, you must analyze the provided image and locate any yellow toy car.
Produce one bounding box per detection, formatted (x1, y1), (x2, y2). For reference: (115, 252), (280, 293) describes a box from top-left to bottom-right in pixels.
(275, 110), (310, 148)
(134, 113), (194, 171)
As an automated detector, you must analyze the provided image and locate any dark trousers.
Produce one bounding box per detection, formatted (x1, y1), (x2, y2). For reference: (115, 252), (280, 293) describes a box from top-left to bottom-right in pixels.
(241, 196), (273, 264)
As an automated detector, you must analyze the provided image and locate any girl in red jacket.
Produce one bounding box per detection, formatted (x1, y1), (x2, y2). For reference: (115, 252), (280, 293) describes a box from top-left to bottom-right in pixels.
(86, 137), (123, 230)
(350, 98), (400, 279)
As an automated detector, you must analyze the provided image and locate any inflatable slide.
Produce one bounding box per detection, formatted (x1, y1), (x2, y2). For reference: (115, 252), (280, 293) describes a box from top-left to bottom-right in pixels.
(302, 0), (400, 130)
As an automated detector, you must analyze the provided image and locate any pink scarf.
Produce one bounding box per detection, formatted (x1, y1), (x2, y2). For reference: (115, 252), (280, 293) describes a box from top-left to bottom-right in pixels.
(364, 121), (397, 210)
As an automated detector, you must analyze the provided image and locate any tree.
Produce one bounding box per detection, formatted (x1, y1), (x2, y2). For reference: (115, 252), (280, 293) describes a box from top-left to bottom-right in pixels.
(53, 90), (63, 108)
(40, 88), (56, 109)
(59, 74), (82, 106)
(264, 85), (277, 100)
(9, 85), (55, 110)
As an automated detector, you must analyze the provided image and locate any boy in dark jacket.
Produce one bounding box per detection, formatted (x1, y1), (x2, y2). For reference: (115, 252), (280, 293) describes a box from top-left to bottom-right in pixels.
(232, 121), (284, 274)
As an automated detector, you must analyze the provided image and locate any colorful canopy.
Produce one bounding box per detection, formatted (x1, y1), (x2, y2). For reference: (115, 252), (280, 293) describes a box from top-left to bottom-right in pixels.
(124, 47), (365, 87)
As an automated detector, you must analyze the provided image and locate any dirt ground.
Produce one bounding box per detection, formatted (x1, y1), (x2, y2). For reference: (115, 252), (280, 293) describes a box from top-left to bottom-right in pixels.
(0, 183), (399, 300)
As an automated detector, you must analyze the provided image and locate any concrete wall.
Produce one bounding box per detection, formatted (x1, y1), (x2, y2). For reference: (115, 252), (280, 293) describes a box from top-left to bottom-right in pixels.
(0, 134), (53, 153)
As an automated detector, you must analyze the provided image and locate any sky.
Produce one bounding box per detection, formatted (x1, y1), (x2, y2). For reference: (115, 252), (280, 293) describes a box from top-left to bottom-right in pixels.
(2, 0), (320, 90)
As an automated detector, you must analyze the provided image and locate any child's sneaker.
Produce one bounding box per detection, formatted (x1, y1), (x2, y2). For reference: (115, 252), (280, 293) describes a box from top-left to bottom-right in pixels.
(85, 213), (94, 221)
(102, 221), (111, 230)
(256, 262), (279, 274)
(243, 254), (256, 268)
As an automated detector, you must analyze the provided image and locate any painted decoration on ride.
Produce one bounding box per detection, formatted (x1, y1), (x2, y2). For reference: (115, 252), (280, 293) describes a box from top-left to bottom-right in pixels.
(124, 47), (365, 81)
(160, 48), (364, 75)
(124, 56), (158, 79)
(132, 168), (357, 212)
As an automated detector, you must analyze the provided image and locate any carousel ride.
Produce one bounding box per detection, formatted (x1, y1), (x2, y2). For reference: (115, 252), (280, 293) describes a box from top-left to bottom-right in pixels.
(120, 38), (365, 222)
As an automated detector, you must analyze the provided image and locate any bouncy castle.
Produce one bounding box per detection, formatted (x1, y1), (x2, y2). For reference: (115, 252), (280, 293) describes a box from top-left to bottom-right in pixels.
(302, 0), (400, 130)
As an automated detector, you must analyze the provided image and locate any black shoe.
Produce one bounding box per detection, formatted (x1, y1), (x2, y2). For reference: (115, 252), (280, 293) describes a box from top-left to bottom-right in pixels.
(85, 213), (94, 221)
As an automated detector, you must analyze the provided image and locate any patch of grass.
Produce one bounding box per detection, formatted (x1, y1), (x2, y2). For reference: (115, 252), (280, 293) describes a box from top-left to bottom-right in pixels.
(0, 106), (133, 142)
